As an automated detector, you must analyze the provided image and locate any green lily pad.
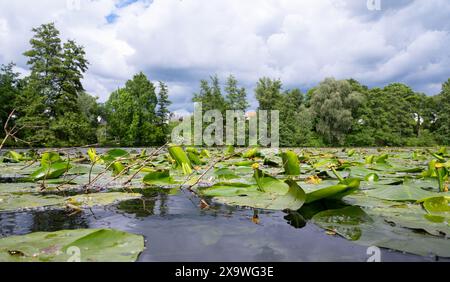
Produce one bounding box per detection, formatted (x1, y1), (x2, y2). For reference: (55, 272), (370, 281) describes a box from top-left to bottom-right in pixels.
(312, 206), (450, 257)
(0, 229), (144, 262)
(212, 179), (305, 211)
(29, 162), (72, 181)
(168, 146), (193, 175)
(0, 192), (142, 212)
(366, 185), (444, 201)
(143, 170), (175, 186)
(66, 192), (142, 208)
(312, 206), (372, 240)
(200, 182), (259, 197)
(305, 178), (360, 204)
(0, 193), (65, 212)
(281, 151), (300, 175)
(40, 152), (61, 166)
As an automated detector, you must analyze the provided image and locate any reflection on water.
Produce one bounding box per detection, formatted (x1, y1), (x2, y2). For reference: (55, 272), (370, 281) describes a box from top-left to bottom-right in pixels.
(0, 210), (89, 237)
(0, 188), (444, 262)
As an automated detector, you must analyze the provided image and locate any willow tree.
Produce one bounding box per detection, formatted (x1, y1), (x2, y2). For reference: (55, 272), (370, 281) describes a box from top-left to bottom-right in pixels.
(309, 78), (364, 145)
(105, 72), (160, 146)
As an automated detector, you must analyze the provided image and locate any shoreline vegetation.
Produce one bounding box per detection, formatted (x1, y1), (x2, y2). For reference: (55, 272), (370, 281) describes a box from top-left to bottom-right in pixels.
(0, 23), (449, 149)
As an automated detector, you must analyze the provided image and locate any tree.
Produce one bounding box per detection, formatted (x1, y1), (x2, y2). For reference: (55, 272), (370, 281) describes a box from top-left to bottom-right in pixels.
(278, 89), (319, 146)
(105, 72), (160, 146)
(193, 75), (227, 114)
(0, 63), (21, 134)
(18, 22), (90, 146)
(434, 79), (450, 144)
(255, 77), (283, 110)
(309, 78), (364, 145)
(156, 81), (172, 143)
(15, 77), (55, 146)
(77, 92), (101, 144)
(348, 83), (436, 146)
(224, 75), (248, 111)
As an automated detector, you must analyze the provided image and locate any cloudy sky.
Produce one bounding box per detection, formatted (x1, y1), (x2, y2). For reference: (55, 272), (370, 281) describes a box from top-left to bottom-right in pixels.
(0, 0), (449, 115)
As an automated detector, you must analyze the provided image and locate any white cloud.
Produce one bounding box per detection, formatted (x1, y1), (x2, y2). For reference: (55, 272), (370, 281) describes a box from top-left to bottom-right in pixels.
(0, 0), (449, 111)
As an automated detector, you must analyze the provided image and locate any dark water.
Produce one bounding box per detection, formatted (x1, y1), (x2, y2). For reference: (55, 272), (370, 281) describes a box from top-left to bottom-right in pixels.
(0, 189), (442, 262)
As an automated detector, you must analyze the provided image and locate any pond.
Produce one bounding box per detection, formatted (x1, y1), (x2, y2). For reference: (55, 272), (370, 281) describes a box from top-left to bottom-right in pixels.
(0, 190), (442, 262)
(0, 147), (449, 262)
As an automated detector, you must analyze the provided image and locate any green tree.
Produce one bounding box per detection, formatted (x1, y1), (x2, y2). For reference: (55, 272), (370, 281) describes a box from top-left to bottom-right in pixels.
(0, 63), (21, 134)
(193, 75), (227, 114)
(349, 83), (435, 146)
(224, 75), (248, 111)
(105, 72), (159, 146)
(18, 23), (90, 146)
(156, 81), (172, 143)
(255, 77), (283, 110)
(278, 89), (319, 146)
(434, 79), (450, 145)
(309, 78), (364, 145)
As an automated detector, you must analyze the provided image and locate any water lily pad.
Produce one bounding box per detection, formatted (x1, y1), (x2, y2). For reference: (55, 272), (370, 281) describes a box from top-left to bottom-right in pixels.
(305, 178), (360, 204)
(0, 192), (142, 212)
(0, 193), (65, 212)
(281, 151), (300, 175)
(312, 206), (450, 257)
(212, 179), (305, 210)
(366, 185), (443, 201)
(29, 162), (72, 181)
(143, 170), (175, 186)
(312, 206), (372, 240)
(168, 146), (193, 175)
(0, 229), (144, 262)
(66, 192), (142, 208)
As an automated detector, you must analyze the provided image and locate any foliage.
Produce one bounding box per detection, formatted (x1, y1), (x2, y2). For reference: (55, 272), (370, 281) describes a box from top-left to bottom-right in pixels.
(0, 229), (144, 262)
(309, 78), (364, 145)
(2, 23), (450, 148)
(104, 72), (162, 146)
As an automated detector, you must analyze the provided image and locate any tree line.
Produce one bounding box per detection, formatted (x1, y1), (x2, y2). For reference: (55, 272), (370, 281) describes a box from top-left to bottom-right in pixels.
(1, 23), (449, 148)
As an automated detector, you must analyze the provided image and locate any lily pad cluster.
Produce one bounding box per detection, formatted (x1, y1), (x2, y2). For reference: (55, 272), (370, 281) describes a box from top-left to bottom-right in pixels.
(1, 146), (450, 260)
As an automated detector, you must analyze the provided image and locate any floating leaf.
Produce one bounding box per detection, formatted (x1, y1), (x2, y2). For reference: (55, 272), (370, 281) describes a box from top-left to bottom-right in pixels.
(212, 179), (305, 211)
(347, 149), (356, 157)
(0, 192), (141, 212)
(143, 170), (175, 186)
(281, 151), (300, 176)
(242, 148), (259, 158)
(0, 229), (144, 262)
(40, 152), (61, 166)
(168, 146), (193, 175)
(0, 193), (64, 212)
(366, 185), (442, 201)
(312, 206), (372, 240)
(101, 149), (129, 163)
(305, 178), (360, 204)
(29, 162), (72, 181)
(87, 148), (101, 164)
(234, 160), (255, 167)
(3, 151), (23, 163)
(364, 173), (379, 182)
(66, 192), (142, 208)
(200, 182), (258, 197)
(253, 169), (289, 193)
(421, 196), (450, 215)
(214, 168), (239, 180)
